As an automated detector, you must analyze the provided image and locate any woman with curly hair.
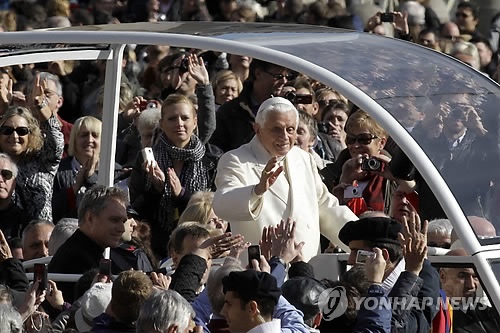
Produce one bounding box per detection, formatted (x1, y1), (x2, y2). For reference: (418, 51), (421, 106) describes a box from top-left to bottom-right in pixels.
(0, 75), (64, 221)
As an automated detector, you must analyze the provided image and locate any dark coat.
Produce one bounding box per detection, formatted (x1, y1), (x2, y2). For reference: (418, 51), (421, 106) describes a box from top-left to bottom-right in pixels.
(48, 229), (105, 302)
(210, 81), (258, 152)
(52, 157), (123, 222)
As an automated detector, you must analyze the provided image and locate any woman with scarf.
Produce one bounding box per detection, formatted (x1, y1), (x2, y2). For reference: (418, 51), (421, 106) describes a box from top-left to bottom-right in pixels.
(143, 93), (219, 257)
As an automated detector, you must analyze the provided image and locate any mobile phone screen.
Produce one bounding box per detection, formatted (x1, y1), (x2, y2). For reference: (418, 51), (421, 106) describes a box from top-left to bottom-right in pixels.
(34, 264), (48, 292)
(99, 259), (112, 276)
(248, 245), (261, 266)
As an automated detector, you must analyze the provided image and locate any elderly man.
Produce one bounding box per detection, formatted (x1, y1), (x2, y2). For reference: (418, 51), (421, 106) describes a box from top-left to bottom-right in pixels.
(48, 185), (128, 302)
(0, 154), (30, 240)
(136, 289), (196, 333)
(213, 97), (357, 261)
(22, 219), (54, 261)
(440, 248), (500, 333)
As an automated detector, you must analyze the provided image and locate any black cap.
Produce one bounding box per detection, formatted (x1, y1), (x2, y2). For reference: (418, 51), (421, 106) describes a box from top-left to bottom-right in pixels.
(126, 206), (139, 218)
(339, 217), (403, 246)
(222, 270), (281, 305)
(281, 277), (326, 321)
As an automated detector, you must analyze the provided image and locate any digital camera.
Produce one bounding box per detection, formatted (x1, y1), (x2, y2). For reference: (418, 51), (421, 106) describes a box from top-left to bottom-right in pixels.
(361, 157), (383, 172)
(344, 185), (363, 199)
(179, 57), (189, 73)
(318, 122), (332, 134)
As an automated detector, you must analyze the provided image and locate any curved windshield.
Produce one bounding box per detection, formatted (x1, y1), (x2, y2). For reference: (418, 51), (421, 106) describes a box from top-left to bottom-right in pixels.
(263, 32), (500, 243)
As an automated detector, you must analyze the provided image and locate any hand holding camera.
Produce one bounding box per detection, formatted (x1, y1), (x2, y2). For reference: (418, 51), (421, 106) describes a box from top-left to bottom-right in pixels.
(362, 248), (386, 284)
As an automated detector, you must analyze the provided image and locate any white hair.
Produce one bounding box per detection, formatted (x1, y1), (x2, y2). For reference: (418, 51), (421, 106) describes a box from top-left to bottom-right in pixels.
(49, 218), (79, 255)
(0, 304), (22, 333)
(427, 218), (453, 237)
(136, 290), (194, 333)
(136, 107), (161, 133)
(0, 153), (18, 178)
(255, 97), (299, 127)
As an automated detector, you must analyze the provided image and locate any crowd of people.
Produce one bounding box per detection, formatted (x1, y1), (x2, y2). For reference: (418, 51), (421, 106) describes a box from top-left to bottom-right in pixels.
(0, 0), (500, 332)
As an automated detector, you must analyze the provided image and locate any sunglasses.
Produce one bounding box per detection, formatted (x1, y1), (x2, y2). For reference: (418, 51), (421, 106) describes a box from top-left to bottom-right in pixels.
(318, 99), (339, 107)
(0, 169), (13, 180)
(0, 126), (30, 136)
(262, 70), (294, 81)
(346, 134), (378, 145)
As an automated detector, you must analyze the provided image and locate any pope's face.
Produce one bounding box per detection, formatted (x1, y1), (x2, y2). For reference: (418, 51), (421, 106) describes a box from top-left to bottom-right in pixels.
(255, 110), (297, 157)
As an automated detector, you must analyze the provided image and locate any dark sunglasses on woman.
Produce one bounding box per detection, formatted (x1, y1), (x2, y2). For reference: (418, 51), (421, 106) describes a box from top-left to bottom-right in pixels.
(0, 126), (30, 136)
(346, 134), (378, 145)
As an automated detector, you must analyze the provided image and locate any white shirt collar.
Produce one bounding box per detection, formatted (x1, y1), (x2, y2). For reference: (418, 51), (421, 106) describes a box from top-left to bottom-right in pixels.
(382, 258), (406, 295)
(247, 319), (281, 333)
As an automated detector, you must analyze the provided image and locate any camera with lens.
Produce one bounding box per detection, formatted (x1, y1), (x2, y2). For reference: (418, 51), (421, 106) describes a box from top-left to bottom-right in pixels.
(361, 156), (384, 172)
(318, 122), (331, 134)
(284, 91), (313, 104)
(179, 57), (189, 73)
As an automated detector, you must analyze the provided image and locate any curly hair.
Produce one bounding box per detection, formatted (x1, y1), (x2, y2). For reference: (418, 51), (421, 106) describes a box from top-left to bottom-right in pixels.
(0, 106), (43, 157)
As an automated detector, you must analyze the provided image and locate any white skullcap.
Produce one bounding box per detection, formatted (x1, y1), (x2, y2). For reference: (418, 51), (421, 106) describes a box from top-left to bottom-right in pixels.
(257, 96), (295, 114)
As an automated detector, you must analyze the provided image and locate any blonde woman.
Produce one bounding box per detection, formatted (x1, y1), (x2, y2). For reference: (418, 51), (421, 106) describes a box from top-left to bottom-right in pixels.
(178, 191), (228, 231)
(0, 89), (64, 221)
(52, 116), (123, 221)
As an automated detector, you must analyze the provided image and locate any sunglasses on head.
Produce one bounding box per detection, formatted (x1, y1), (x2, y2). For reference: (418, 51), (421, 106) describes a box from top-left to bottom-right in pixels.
(0, 126), (30, 136)
(346, 134), (378, 145)
(0, 169), (13, 180)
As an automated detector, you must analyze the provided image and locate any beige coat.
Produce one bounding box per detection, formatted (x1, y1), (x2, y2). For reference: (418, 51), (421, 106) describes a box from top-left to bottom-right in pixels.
(213, 136), (357, 261)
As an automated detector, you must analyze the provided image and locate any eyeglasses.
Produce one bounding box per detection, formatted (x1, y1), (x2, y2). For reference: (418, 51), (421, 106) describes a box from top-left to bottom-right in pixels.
(346, 134), (378, 145)
(0, 169), (13, 180)
(0, 126), (30, 136)
(318, 99), (339, 107)
(262, 70), (294, 81)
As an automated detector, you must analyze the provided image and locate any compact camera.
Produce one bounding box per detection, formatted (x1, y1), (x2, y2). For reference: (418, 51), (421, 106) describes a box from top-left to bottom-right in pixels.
(380, 12), (395, 22)
(284, 91), (313, 105)
(141, 147), (155, 163)
(139, 100), (160, 111)
(361, 157), (384, 172)
(318, 122), (332, 134)
(356, 250), (375, 265)
(179, 57), (189, 73)
(344, 185), (363, 199)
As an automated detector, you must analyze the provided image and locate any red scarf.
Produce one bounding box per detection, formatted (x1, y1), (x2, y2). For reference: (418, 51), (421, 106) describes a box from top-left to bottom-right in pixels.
(347, 175), (386, 216)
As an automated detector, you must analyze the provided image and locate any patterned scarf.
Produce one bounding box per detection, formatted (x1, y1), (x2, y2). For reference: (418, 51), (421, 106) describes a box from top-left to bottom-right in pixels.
(153, 133), (207, 232)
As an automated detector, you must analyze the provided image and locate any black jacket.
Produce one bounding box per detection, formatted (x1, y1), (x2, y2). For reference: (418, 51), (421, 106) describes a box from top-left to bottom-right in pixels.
(210, 81), (258, 152)
(52, 157), (123, 222)
(48, 229), (104, 302)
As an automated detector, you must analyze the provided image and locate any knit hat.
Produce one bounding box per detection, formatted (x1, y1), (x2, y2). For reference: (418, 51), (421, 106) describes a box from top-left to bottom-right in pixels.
(339, 217), (403, 246)
(74, 282), (113, 332)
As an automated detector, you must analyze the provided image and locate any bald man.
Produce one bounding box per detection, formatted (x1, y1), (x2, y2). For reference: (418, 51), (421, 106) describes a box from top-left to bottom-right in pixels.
(450, 216), (496, 249)
(440, 248), (500, 333)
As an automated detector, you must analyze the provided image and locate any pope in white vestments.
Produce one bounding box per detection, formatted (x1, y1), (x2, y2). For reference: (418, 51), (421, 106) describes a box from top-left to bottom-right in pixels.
(213, 97), (357, 261)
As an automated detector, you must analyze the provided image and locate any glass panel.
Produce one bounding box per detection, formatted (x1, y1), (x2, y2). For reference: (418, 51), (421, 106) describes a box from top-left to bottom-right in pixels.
(261, 32), (500, 240)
